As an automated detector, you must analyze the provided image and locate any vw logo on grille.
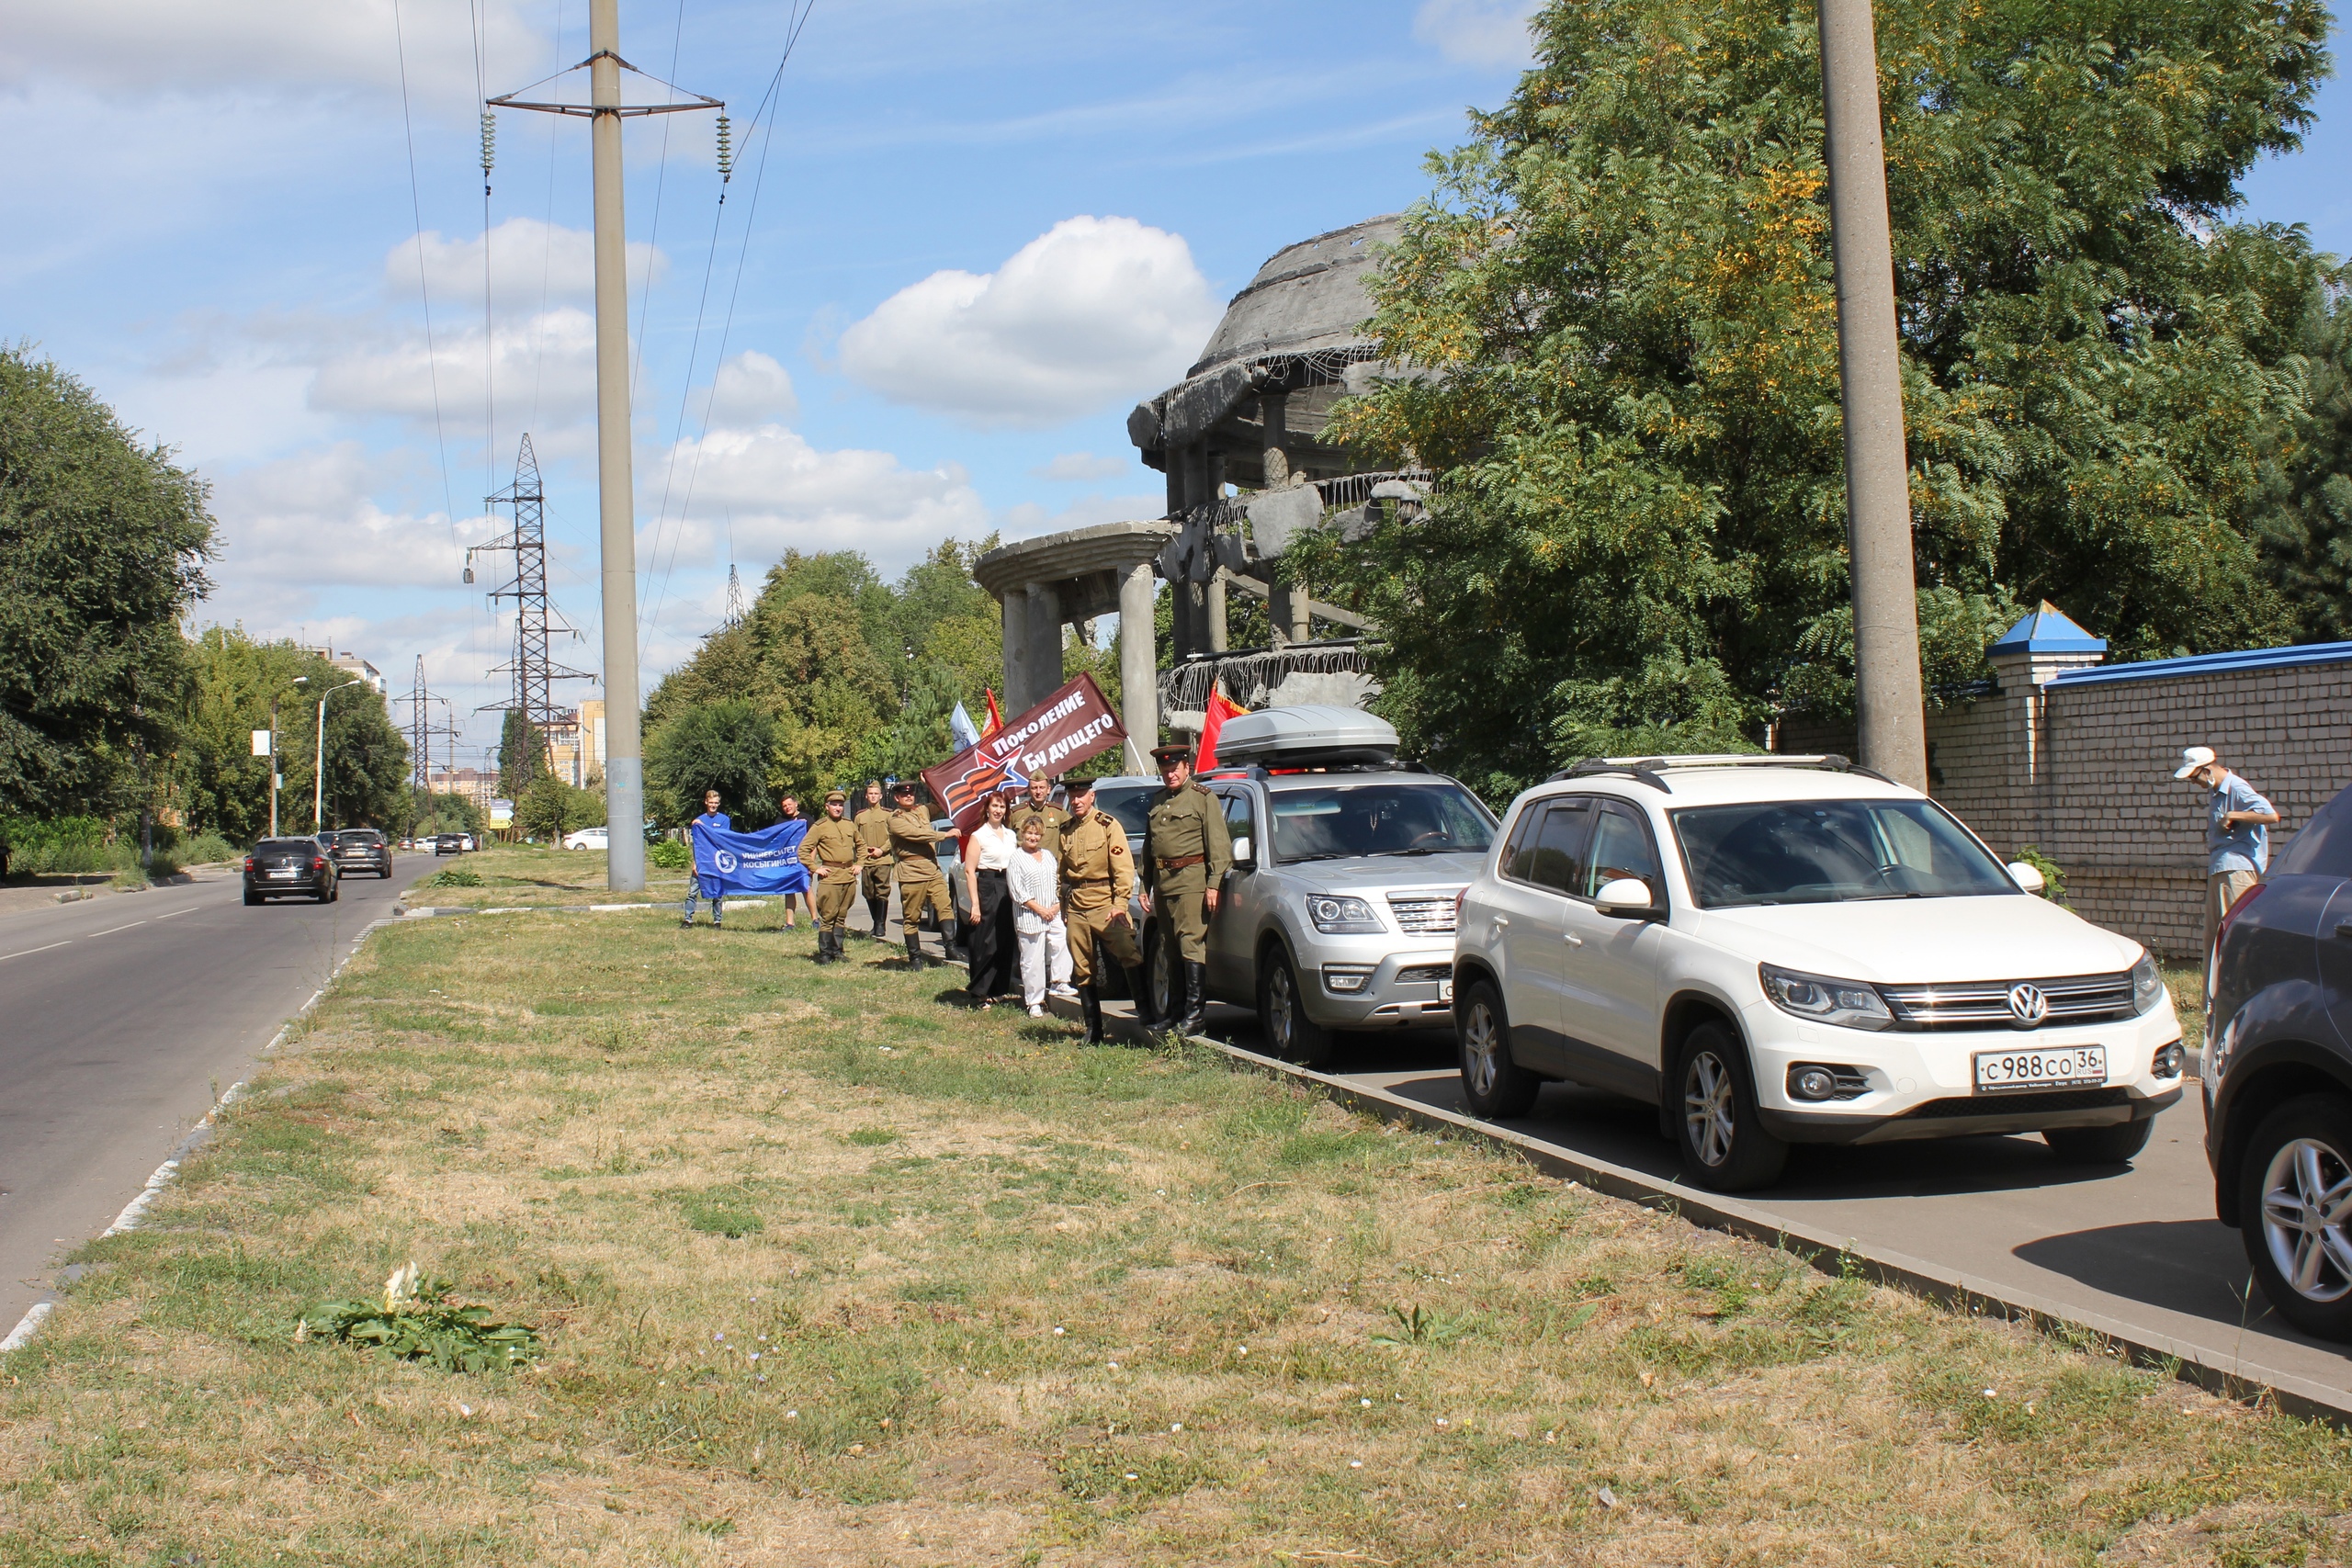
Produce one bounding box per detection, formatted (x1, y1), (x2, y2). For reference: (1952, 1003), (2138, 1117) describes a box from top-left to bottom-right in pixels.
(2007, 983), (2049, 1029)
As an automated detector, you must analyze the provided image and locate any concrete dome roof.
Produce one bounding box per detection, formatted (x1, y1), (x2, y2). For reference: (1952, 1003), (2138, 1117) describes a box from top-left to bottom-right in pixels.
(1186, 214), (1402, 378)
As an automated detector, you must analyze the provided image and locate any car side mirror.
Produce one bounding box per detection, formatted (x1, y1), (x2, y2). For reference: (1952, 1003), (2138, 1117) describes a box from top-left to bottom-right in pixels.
(1231, 835), (1253, 866)
(1595, 877), (1660, 919)
(2007, 861), (2046, 895)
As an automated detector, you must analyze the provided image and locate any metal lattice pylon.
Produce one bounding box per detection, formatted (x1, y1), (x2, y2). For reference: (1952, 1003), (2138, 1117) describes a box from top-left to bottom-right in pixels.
(396, 656), (461, 790)
(469, 434), (592, 735)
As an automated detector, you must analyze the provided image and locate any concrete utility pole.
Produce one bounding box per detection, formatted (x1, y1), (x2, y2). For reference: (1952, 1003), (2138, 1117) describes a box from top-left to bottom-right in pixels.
(1816, 0), (1928, 791)
(490, 5), (721, 891)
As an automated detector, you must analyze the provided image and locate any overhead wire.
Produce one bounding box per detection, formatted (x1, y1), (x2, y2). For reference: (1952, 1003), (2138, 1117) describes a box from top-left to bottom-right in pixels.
(526, 0), (563, 436)
(629, 0), (690, 407)
(389, 0), (459, 538)
(640, 0), (819, 644)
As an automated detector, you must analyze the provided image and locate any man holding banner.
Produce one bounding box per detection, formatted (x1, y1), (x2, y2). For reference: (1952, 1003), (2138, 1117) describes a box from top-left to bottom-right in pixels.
(684, 796), (813, 923)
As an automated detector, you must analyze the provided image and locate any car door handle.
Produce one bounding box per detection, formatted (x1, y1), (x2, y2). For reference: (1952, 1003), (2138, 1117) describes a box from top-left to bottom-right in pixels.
(1492, 916), (1510, 931)
(1563, 932), (1584, 948)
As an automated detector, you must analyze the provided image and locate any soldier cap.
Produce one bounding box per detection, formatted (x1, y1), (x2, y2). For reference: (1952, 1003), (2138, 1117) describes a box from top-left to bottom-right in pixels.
(1150, 742), (1194, 765)
(823, 789), (847, 804)
(888, 778), (917, 796)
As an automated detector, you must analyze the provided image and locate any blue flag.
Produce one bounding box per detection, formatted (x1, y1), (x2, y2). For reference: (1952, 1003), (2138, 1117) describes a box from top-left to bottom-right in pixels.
(949, 701), (982, 752)
(690, 817), (811, 897)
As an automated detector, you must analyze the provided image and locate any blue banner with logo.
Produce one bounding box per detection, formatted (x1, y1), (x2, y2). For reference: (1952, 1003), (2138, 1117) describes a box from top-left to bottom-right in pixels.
(690, 818), (811, 897)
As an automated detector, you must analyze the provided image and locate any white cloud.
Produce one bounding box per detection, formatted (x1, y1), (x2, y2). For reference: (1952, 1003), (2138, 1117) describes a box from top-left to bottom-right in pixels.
(0, 0), (545, 104)
(1412, 0), (1542, 67)
(837, 215), (1220, 429)
(996, 491), (1167, 540)
(1031, 451), (1132, 482)
(208, 443), (482, 590)
(703, 351), (798, 427)
(309, 307), (599, 427)
(390, 220), (667, 312)
(646, 423), (989, 579)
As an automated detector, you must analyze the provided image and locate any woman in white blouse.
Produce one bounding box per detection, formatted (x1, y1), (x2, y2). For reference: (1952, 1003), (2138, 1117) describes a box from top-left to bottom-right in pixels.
(961, 790), (1022, 1003)
(1006, 813), (1074, 1016)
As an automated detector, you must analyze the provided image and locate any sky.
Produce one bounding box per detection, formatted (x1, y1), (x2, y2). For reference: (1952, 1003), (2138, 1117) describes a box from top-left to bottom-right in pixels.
(2, 1), (2346, 777)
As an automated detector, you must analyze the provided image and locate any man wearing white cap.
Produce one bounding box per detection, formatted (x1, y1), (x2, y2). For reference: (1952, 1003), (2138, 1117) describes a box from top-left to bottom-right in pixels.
(2175, 745), (2280, 959)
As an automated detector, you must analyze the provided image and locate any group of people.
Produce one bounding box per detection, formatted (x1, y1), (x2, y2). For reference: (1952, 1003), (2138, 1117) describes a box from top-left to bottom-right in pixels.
(679, 740), (1234, 1045)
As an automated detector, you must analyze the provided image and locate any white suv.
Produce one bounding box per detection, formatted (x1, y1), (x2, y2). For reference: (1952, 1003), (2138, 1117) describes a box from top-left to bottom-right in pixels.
(1452, 756), (2186, 1190)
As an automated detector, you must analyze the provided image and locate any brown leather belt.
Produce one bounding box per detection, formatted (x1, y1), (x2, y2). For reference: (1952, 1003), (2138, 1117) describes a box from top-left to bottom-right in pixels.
(1155, 854), (1204, 869)
(1069, 875), (1111, 885)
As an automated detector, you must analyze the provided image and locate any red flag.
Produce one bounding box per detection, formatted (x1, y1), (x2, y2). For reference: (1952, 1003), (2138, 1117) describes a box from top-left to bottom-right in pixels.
(1196, 688), (1248, 773)
(982, 688), (1004, 737)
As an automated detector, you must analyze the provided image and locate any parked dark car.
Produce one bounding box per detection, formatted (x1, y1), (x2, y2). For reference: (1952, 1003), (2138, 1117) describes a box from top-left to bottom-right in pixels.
(326, 827), (392, 878)
(2205, 781), (2352, 1340)
(433, 833), (466, 856)
(243, 837), (339, 904)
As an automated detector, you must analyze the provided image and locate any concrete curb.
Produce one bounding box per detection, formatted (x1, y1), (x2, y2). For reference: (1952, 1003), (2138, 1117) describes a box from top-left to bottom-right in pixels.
(0, 913), (401, 1359)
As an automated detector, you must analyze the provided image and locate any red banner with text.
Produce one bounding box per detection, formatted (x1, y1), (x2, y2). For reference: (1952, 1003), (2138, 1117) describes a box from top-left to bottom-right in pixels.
(919, 673), (1126, 836)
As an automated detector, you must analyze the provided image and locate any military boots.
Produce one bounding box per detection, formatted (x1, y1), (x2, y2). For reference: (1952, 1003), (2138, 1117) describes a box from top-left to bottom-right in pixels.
(1079, 985), (1105, 1044)
(1176, 961), (1208, 1037)
(865, 897), (889, 939)
(903, 931), (927, 972)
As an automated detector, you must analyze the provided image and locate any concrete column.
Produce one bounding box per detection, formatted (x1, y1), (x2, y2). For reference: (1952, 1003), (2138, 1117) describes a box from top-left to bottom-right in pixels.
(1118, 560), (1159, 775)
(1021, 581), (1063, 707)
(999, 585), (1031, 714)
(1205, 576), (1228, 653)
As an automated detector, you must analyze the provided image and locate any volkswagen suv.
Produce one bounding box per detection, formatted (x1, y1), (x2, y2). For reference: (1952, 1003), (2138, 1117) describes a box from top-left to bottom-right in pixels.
(1452, 755), (2185, 1190)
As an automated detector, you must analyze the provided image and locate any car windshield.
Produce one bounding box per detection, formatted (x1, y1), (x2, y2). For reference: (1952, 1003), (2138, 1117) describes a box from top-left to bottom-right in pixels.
(1267, 783), (1495, 863)
(1091, 787), (1154, 838)
(1670, 798), (2018, 908)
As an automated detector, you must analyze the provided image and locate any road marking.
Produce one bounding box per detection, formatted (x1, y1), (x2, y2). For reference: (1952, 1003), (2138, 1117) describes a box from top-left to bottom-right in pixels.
(85, 921), (147, 938)
(155, 908), (198, 919)
(0, 941), (71, 963)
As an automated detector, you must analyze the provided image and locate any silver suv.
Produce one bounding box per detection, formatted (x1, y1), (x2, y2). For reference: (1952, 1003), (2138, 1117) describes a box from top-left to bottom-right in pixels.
(1193, 710), (1498, 1063)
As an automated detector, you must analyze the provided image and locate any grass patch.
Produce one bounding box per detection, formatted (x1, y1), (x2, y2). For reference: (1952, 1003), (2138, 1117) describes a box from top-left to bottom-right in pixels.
(408, 842), (697, 908)
(7, 910), (2351, 1564)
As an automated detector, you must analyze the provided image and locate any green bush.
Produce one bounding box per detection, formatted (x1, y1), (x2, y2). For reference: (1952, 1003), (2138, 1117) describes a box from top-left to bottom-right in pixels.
(647, 838), (690, 870)
(2012, 844), (2069, 906)
(424, 866), (483, 888)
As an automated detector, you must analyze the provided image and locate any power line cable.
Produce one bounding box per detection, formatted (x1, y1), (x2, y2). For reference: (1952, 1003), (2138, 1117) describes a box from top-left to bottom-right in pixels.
(629, 0), (690, 407)
(641, 1), (818, 642)
(390, 0), (460, 539)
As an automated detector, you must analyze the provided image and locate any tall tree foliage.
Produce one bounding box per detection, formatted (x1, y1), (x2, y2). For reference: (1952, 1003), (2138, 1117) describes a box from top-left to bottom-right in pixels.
(1303, 0), (2329, 798)
(2255, 276), (2352, 642)
(642, 541), (1007, 814)
(0, 347), (215, 822)
(174, 629), (409, 841)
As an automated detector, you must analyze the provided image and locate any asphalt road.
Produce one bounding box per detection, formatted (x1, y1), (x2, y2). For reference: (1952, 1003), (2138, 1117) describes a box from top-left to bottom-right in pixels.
(0, 857), (432, 1332)
(1163, 997), (2352, 1409)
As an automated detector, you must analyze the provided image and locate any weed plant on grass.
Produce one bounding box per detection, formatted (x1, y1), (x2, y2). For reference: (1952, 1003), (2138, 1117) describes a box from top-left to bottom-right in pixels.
(4, 904), (2347, 1565)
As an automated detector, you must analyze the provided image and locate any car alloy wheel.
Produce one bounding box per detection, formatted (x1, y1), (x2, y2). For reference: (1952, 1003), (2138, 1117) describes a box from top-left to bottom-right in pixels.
(1267, 960), (1299, 1049)
(1257, 946), (1334, 1066)
(1463, 997), (1502, 1100)
(1683, 1049), (1736, 1168)
(1453, 980), (1536, 1118)
(2259, 1135), (2352, 1304)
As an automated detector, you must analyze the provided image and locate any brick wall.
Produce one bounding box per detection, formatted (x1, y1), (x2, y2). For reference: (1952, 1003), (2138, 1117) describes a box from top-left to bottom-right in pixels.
(1778, 654), (2352, 959)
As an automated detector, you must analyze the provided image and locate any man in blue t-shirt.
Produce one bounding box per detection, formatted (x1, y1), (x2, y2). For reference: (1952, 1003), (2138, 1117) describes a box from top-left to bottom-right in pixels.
(2175, 746), (2281, 960)
(683, 788), (731, 929)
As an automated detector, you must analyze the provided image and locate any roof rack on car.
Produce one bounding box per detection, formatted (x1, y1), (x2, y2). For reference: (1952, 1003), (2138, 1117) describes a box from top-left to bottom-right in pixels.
(1545, 753), (1897, 791)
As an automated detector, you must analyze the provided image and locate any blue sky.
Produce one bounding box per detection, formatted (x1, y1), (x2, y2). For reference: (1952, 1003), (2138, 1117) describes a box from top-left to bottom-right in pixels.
(1, 1), (2345, 773)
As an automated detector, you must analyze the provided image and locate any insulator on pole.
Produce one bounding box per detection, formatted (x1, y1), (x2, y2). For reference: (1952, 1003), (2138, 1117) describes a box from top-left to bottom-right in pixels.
(715, 112), (734, 181)
(480, 109), (498, 175)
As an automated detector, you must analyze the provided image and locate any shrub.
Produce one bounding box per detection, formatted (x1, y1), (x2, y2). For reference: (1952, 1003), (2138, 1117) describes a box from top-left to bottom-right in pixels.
(296, 1263), (540, 1373)
(647, 838), (690, 870)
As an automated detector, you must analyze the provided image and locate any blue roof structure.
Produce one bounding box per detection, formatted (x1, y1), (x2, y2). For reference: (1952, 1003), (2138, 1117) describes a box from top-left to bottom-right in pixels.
(1989, 602), (2108, 657)
(2048, 640), (2352, 688)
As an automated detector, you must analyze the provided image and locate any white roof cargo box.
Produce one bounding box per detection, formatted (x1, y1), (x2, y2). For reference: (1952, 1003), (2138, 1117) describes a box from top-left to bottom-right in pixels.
(1211, 705), (1398, 767)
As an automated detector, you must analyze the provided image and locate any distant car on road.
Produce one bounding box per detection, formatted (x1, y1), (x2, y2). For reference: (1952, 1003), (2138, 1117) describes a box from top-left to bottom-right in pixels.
(244, 837), (339, 904)
(563, 826), (609, 851)
(1453, 755), (2183, 1191)
(327, 827), (392, 878)
(2204, 778), (2352, 1341)
(432, 833), (467, 856)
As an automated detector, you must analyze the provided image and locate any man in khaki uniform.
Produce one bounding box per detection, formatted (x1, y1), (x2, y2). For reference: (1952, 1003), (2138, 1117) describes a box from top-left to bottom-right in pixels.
(1008, 773), (1070, 858)
(1058, 776), (1144, 1043)
(1141, 741), (1232, 1037)
(853, 779), (894, 940)
(797, 789), (862, 964)
(887, 779), (952, 971)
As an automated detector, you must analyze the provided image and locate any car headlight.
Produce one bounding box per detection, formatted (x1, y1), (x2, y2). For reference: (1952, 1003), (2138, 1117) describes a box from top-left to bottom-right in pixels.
(1305, 895), (1384, 934)
(2130, 951), (2165, 1015)
(1758, 964), (1893, 1032)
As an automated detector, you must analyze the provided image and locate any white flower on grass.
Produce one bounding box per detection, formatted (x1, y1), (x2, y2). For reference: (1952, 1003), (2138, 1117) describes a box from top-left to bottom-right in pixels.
(382, 1261), (422, 1313)
(1052, 1326), (1065, 1336)
(1170, 1423), (1182, 1432)
(1350, 1461), (1363, 1469)
(1360, 1399), (1372, 1407)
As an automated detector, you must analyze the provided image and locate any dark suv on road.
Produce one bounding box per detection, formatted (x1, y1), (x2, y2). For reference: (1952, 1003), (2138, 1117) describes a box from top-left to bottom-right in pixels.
(327, 828), (392, 878)
(244, 838), (339, 904)
(2205, 779), (2352, 1340)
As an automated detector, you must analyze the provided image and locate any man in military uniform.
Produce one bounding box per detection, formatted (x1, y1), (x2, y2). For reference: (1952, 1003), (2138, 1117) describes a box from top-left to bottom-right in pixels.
(797, 790), (862, 964)
(853, 779), (894, 939)
(1008, 773), (1069, 858)
(1058, 776), (1145, 1043)
(886, 779), (952, 971)
(1140, 741), (1232, 1036)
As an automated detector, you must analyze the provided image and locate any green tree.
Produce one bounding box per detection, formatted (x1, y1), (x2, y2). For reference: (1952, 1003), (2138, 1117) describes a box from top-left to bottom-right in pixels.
(1306, 0), (2329, 797)
(515, 776), (605, 840)
(172, 629), (407, 840)
(497, 708), (550, 799)
(644, 699), (777, 828)
(0, 346), (216, 827)
(2255, 276), (2352, 642)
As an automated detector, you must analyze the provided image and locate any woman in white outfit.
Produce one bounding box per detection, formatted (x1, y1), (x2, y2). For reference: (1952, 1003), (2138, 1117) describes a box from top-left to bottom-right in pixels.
(1007, 814), (1074, 1016)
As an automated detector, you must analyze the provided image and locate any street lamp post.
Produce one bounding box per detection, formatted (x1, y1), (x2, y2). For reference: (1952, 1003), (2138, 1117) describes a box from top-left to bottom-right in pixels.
(313, 679), (365, 833)
(269, 676), (309, 839)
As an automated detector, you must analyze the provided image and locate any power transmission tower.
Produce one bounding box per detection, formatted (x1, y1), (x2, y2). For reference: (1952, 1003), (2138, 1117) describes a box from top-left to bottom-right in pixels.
(467, 434), (593, 745)
(725, 562), (746, 629)
(396, 656), (462, 791)
(488, 4), (723, 892)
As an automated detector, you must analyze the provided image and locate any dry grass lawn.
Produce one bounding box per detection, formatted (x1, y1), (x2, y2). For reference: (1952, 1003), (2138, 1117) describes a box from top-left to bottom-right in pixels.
(1, 898), (2346, 1566)
(404, 841), (700, 908)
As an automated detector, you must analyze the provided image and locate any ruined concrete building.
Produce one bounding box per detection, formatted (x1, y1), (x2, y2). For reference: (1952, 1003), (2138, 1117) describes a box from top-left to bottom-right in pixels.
(976, 215), (1429, 755)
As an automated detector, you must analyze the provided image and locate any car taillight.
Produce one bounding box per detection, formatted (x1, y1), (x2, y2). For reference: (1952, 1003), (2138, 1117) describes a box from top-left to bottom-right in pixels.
(313, 856), (327, 871)
(244, 855), (254, 872)
(2217, 881), (2266, 945)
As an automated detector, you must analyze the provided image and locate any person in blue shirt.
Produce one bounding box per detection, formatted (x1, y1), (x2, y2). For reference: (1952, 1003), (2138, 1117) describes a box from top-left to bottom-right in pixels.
(2175, 746), (2281, 961)
(682, 788), (731, 929)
